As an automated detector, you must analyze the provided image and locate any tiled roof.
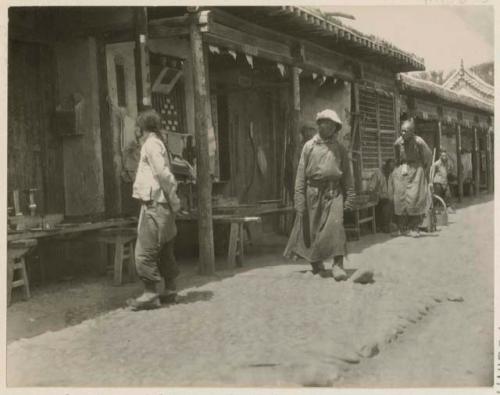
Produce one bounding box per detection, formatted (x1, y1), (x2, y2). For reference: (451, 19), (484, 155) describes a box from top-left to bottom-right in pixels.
(399, 73), (493, 114)
(223, 6), (425, 73)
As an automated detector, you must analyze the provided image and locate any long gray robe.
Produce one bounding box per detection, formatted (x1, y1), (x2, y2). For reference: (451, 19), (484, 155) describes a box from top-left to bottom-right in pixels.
(389, 135), (433, 216)
(284, 134), (355, 262)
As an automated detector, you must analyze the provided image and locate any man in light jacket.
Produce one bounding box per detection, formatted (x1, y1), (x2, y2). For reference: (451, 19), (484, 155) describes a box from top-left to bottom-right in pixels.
(128, 109), (181, 311)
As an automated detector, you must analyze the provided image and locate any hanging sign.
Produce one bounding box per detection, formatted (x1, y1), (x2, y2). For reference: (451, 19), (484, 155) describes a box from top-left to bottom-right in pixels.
(320, 76), (327, 86)
(312, 72), (318, 80)
(227, 50), (237, 60)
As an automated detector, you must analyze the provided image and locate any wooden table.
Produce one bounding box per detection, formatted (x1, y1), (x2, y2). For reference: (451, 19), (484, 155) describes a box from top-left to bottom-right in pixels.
(7, 218), (137, 242)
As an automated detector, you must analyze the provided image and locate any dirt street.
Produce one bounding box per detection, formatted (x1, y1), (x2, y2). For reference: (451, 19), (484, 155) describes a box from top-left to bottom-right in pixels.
(7, 196), (494, 387)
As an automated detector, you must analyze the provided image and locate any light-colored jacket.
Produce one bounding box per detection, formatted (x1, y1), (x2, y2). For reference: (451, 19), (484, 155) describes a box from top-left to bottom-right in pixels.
(367, 168), (389, 200)
(133, 133), (180, 211)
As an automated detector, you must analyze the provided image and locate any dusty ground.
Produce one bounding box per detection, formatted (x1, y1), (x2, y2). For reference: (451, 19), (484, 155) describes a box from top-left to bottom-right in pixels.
(6, 195), (494, 387)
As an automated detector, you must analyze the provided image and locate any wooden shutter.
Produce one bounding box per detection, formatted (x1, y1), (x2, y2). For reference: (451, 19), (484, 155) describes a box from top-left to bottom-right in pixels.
(359, 88), (396, 170)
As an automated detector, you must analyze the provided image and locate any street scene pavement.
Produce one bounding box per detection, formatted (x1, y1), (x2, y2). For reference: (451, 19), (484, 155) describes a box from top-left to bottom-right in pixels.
(7, 196), (493, 387)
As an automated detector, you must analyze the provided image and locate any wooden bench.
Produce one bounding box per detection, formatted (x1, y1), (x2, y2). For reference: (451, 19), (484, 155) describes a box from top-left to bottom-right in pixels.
(7, 238), (37, 306)
(344, 202), (377, 240)
(80, 228), (137, 285)
(215, 216), (262, 268)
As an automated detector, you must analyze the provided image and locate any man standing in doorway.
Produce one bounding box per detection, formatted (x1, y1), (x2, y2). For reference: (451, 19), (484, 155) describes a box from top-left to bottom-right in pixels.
(284, 109), (355, 280)
(389, 119), (433, 237)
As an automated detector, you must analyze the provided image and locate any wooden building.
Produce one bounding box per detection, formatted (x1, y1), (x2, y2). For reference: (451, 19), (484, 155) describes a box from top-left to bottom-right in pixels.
(9, 6), (425, 273)
(398, 73), (494, 200)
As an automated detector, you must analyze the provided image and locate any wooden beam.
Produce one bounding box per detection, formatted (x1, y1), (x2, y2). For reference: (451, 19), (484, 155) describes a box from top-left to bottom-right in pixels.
(207, 22), (292, 62)
(211, 9), (294, 47)
(134, 7), (152, 111)
(208, 8), (359, 79)
(96, 37), (121, 217)
(190, 12), (215, 275)
(456, 124), (463, 202)
(149, 15), (190, 38)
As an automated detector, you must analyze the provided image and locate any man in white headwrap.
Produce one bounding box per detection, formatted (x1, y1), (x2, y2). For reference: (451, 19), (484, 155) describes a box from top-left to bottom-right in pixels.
(284, 109), (355, 281)
(388, 119), (432, 237)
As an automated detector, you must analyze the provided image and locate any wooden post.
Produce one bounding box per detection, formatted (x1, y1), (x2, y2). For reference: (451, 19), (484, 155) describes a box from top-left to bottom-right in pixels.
(437, 120), (442, 152)
(473, 127), (480, 196)
(486, 128), (493, 193)
(456, 124), (463, 202)
(189, 11), (215, 275)
(96, 36), (122, 217)
(135, 7), (152, 111)
(288, 67), (301, 232)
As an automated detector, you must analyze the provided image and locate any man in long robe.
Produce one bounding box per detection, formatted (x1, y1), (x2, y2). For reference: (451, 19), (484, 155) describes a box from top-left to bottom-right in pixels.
(388, 119), (432, 237)
(284, 109), (355, 281)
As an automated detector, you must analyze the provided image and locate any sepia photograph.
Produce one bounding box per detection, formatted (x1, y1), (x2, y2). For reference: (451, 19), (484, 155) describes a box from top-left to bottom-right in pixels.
(4, 3), (495, 390)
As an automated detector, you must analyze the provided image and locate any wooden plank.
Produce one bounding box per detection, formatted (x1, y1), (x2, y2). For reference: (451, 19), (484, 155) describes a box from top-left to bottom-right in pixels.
(7, 218), (136, 242)
(211, 9), (294, 47)
(190, 12), (215, 275)
(149, 25), (190, 38)
(206, 22), (292, 62)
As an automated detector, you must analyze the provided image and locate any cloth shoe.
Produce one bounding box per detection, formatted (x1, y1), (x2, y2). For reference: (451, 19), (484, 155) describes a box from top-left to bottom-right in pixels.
(407, 229), (421, 238)
(127, 291), (160, 311)
(332, 265), (347, 281)
(160, 278), (178, 304)
(311, 261), (325, 275)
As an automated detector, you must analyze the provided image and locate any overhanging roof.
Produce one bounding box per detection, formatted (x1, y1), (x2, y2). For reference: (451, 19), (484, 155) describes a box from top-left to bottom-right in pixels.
(221, 6), (425, 73)
(399, 73), (493, 114)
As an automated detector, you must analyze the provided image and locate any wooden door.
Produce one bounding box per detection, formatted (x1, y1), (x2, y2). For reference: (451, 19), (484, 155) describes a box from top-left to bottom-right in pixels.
(359, 87), (396, 174)
(227, 88), (277, 204)
(8, 40), (64, 215)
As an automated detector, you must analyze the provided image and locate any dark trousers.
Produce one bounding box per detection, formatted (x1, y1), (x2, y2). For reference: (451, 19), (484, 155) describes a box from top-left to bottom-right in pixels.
(434, 183), (452, 207)
(135, 202), (178, 286)
(395, 214), (423, 232)
(158, 240), (179, 283)
(375, 198), (393, 233)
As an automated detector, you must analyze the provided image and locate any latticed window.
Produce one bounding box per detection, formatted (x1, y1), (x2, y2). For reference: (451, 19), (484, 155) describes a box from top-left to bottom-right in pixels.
(359, 88), (396, 170)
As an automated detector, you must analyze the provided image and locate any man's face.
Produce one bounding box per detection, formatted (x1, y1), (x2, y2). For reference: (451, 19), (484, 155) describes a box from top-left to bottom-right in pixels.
(440, 152), (447, 161)
(401, 123), (414, 141)
(302, 127), (316, 142)
(317, 119), (338, 140)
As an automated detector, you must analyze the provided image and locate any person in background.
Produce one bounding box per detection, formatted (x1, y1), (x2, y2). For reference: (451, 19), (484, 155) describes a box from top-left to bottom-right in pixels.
(128, 109), (181, 311)
(300, 120), (317, 145)
(431, 148), (455, 212)
(389, 119), (433, 238)
(284, 109), (355, 281)
(367, 159), (396, 233)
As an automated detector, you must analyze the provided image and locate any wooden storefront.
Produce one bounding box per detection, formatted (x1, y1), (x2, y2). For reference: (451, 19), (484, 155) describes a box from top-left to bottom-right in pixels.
(9, 6), (425, 274)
